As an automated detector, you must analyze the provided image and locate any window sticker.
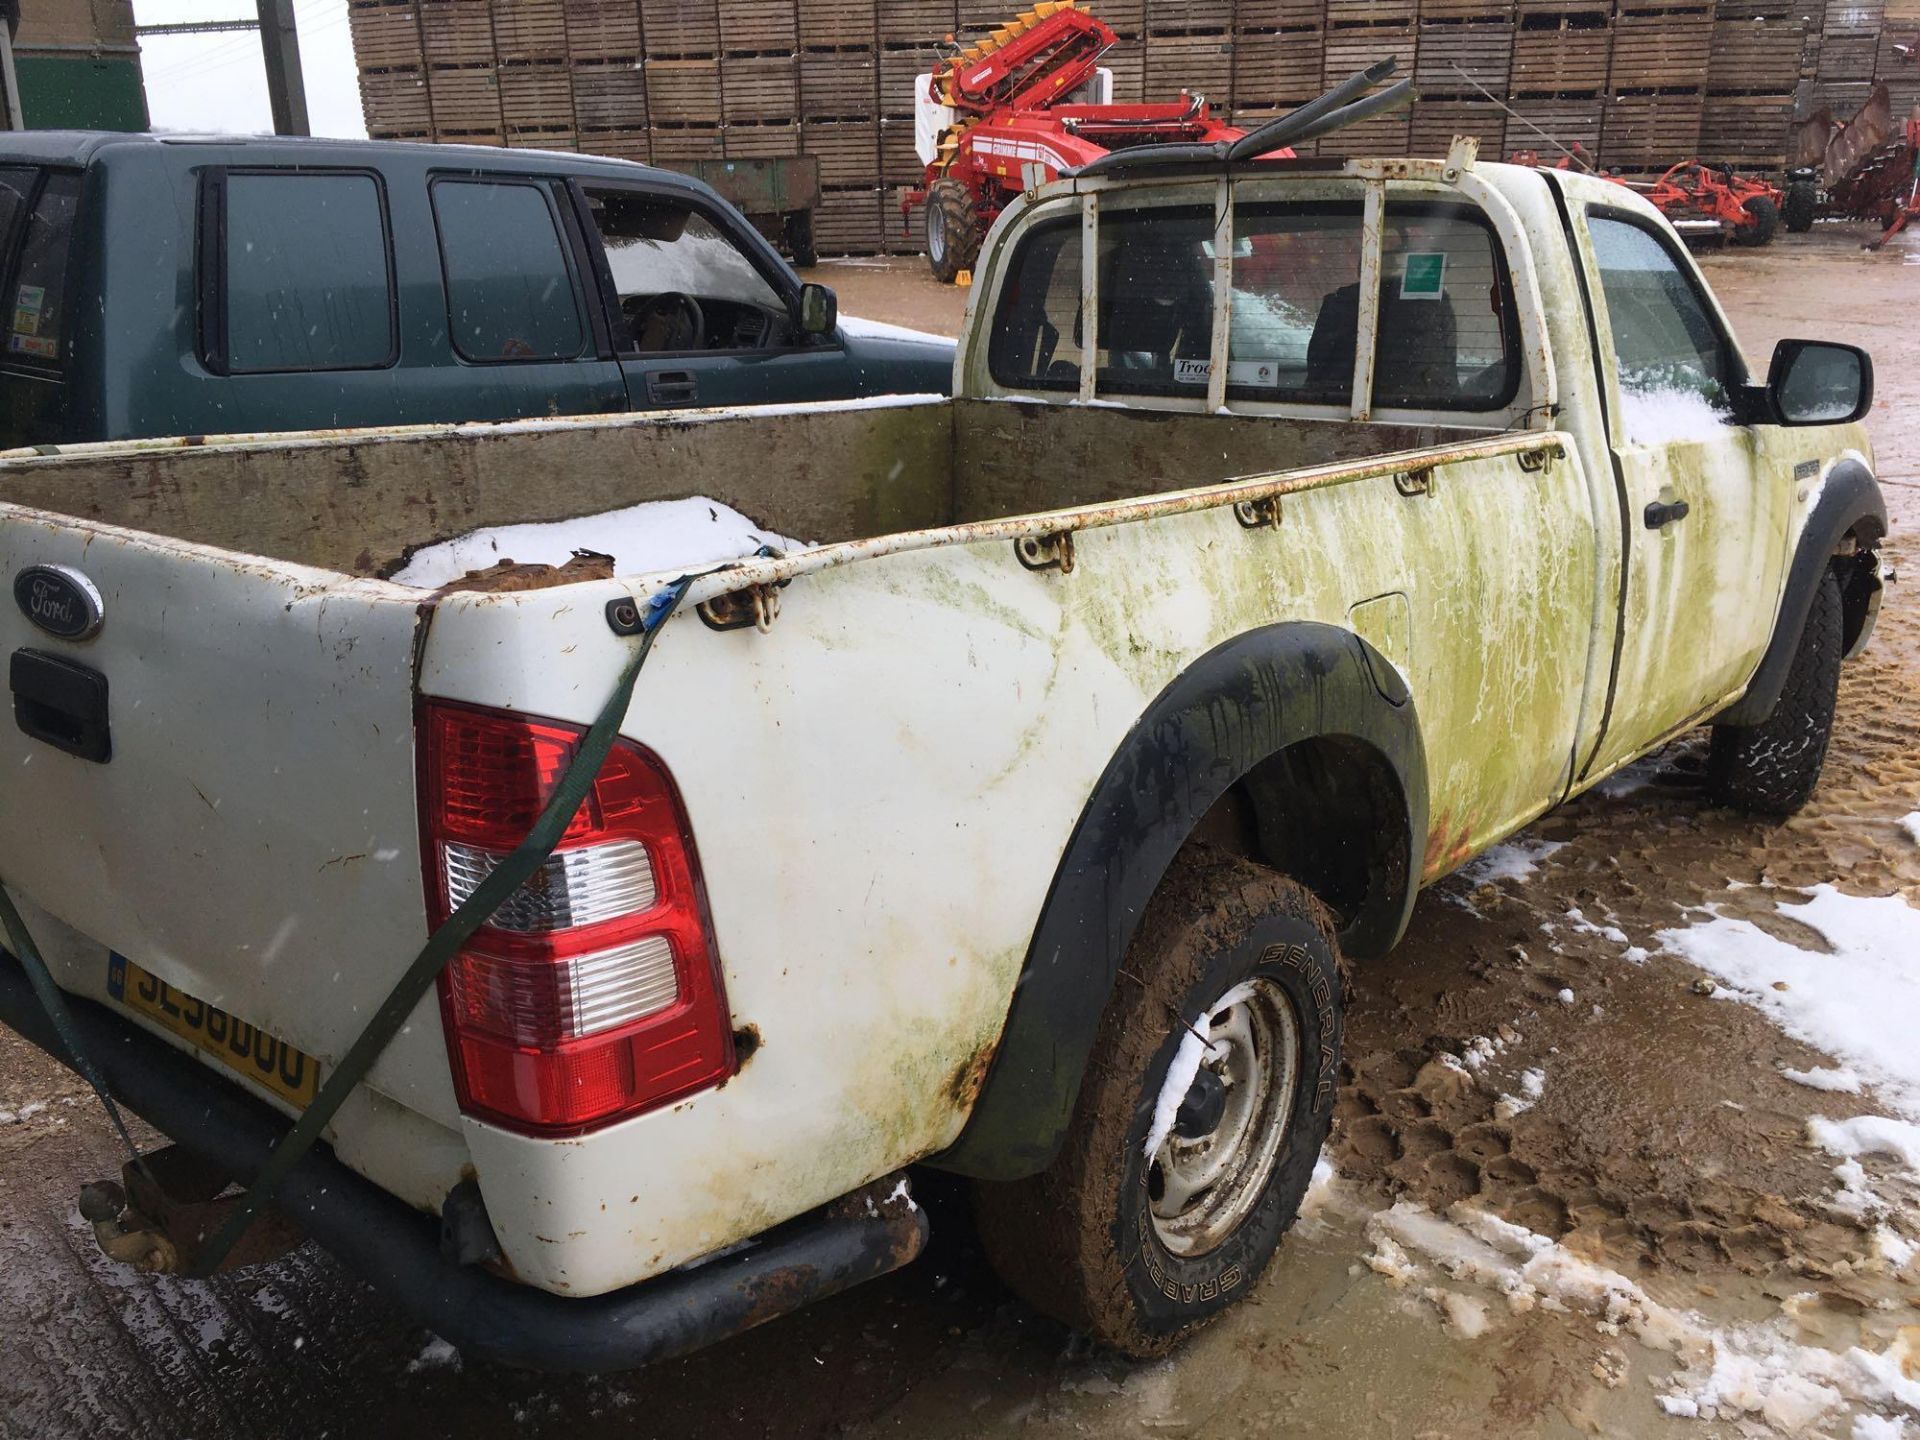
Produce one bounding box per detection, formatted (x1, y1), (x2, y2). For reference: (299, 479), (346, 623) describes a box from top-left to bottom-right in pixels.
(8, 333), (56, 358)
(1226, 358), (1280, 387)
(1174, 357), (1212, 384)
(1399, 251), (1447, 300)
(12, 282), (43, 335)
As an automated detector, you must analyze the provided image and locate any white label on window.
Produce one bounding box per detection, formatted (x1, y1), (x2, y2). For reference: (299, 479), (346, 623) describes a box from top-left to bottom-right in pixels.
(1227, 359), (1280, 387)
(1174, 357), (1212, 384)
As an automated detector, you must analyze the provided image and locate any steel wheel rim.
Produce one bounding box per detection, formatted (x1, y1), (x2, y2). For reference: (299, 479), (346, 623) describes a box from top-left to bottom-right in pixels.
(927, 200), (947, 263)
(1148, 977), (1301, 1257)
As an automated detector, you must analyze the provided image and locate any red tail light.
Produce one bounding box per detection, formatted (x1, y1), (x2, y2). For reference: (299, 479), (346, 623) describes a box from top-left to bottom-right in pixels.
(418, 700), (733, 1136)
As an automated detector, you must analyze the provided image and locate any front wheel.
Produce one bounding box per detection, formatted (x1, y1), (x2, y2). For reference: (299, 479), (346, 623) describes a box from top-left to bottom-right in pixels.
(972, 848), (1342, 1357)
(1782, 180), (1817, 233)
(925, 177), (983, 284)
(1707, 566), (1843, 815)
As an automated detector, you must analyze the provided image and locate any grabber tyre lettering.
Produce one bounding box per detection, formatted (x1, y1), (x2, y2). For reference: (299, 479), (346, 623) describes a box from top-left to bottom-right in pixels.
(971, 846), (1342, 1356)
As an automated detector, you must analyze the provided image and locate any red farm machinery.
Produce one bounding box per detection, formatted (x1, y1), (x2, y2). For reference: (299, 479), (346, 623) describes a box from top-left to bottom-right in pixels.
(1616, 161), (1787, 246)
(897, 1), (1409, 282)
(1787, 64), (1920, 249)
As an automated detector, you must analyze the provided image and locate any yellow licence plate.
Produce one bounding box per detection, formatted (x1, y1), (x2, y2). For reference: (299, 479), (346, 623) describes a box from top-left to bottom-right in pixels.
(107, 953), (321, 1108)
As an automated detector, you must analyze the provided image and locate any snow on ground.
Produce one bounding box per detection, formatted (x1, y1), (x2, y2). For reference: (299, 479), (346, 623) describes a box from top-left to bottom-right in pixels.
(1455, 838), (1567, 887)
(1783, 1064), (1866, 1094)
(1655, 887), (1920, 1124)
(838, 314), (960, 347)
(1901, 813), (1920, 846)
(1367, 1198), (1920, 1433)
(392, 496), (812, 588)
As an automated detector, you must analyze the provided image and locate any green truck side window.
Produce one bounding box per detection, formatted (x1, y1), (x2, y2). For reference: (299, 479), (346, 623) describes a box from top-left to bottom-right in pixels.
(4, 171), (80, 373)
(432, 179), (584, 363)
(224, 172), (395, 374)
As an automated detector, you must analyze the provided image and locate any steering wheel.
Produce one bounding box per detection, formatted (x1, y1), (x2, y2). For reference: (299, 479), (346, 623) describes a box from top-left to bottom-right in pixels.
(631, 291), (705, 352)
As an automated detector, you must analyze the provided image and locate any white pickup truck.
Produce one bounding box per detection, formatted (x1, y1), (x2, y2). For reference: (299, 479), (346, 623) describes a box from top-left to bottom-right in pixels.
(0, 141), (1887, 1370)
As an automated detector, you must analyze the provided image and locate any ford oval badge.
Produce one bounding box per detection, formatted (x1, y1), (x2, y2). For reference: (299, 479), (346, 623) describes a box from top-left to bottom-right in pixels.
(13, 565), (105, 641)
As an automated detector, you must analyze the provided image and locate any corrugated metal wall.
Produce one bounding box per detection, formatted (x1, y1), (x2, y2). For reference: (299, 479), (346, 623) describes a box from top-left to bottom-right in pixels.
(349, 0), (1920, 252)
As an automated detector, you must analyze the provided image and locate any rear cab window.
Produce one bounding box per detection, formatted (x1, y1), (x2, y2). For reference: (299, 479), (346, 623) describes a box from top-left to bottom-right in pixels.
(3, 169), (82, 374)
(430, 177), (587, 363)
(987, 186), (1522, 418)
(201, 168), (397, 374)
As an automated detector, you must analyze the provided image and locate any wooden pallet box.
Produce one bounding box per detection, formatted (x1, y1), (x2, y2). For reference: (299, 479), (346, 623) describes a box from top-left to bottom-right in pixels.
(1322, 24), (1417, 88)
(1822, 0), (1885, 32)
(1148, 0), (1235, 30)
(1309, 106), (1412, 153)
(724, 118), (803, 154)
(645, 57), (723, 121)
(428, 64), (504, 127)
(722, 52), (799, 118)
(649, 122), (727, 159)
(563, 0), (642, 59)
(1237, 0), (1325, 25)
(1413, 19), (1514, 93)
(642, 0), (720, 54)
(501, 59), (577, 128)
(800, 47), (878, 115)
(1809, 76), (1874, 109)
(879, 0), (955, 43)
(882, 198), (928, 257)
(1408, 96), (1506, 152)
(349, 1), (424, 70)
(799, 0), (876, 48)
(1508, 92), (1603, 149)
(1511, 15), (1611, 93)
(1145, 30), (1235, 102)
(1103, 33), (1147, 101)
(802, 117), (881, 185)
(507, 127), (578, 147)
(1699, 92), (1794, 157)
(879, 115), (922, 181)
(1708, 17), (1806, 92)
(360, 65), (435, 131)
(1609, 9), (1714, 92)
(1416, 0), (1512, 20)
(880, 44), (945, 113)
(1232, 28), (1325, 107)
(493, 0), (569, 60)
(1513, 0), (1608, 19)
(813, 186), (882, 253)
(1815, 29), (1879, 76)
(572, 58), (649, 128)
(717, 0), (798, 50)
(420, 0), (494, 65)
(1601, 90), (1704, 164)
(578, 127), (651, 158)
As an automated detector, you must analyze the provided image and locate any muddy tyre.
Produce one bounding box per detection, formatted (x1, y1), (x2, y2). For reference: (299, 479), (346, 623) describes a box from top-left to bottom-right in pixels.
(1733, 195), (1779, 246)
(1783, 180), (1817, 234)
(925, 178), (983, 284)
(1707, 567), (1843, 815)
(972, 848), (1341, 1357)
(784, 210), (817, 268)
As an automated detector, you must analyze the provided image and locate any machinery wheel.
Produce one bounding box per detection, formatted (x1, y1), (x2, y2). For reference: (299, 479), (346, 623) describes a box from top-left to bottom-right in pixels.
(784, 210), (817, 269)
(1732, 195), (1779, 246)
(1782, 180), (1817, 234)
(1707, 567), (1842, 816)
(926, 177), (984, 284)
(972, 847), (1341, 1357)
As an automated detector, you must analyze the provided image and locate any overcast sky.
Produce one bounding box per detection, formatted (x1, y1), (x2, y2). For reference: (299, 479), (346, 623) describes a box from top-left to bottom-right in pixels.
(135, 0), (368, 138)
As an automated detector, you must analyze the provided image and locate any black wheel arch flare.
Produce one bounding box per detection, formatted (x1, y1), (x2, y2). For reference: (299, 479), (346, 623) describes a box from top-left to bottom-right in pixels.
(933, 621), (1428, 1181)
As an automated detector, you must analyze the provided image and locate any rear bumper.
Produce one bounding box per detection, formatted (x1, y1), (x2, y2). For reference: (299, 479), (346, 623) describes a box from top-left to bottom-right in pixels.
(0, 950), (928, 1373)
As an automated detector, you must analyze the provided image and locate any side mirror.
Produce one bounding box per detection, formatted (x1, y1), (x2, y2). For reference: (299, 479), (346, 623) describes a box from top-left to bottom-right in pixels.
(797, 282), (837, 336)
(1767, 338), (1873, 425)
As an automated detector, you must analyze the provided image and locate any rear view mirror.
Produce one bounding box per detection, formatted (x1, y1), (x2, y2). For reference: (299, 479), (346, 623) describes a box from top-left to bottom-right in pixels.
(797, 282), (837, 336)
(1768, 339), (1873, 425)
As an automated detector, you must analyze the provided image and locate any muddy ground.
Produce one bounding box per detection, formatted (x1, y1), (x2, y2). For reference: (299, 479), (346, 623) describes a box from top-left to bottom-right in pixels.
(2, 226), (1917, 1439)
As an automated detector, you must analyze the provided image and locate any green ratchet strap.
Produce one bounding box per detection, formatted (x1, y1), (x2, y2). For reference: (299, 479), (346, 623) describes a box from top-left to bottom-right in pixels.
(0, 574), (693, 1279)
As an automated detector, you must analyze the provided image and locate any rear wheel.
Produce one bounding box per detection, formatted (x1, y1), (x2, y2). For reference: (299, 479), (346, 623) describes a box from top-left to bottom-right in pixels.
(783, 209), (817, 269)
(972, 847), (1342, 1357)
(1783, 180), (1817, 233)
(1707, 567), (1843, 815)
(1733, 195), (1780, 246)
(925, 177), (983, 284)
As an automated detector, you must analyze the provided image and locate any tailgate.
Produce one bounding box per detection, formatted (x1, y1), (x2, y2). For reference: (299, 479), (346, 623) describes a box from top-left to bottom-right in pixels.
(0, 505), (451, 1121)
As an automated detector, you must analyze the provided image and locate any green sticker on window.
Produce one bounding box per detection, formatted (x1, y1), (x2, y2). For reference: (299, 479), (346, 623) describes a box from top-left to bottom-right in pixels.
(1400, 252), (1447, 300)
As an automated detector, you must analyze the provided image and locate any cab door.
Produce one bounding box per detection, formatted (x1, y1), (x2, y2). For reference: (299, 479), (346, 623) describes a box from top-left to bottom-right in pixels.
(1574, 206), (1791, 781)
(566, 180), (855, 411)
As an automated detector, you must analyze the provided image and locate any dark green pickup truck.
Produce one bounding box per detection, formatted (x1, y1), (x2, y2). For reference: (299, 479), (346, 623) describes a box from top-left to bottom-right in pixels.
(0, 133), (954, 447)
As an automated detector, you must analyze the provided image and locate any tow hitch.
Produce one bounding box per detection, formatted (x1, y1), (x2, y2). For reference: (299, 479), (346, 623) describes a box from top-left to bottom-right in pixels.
(78, 1144), (303, 1276)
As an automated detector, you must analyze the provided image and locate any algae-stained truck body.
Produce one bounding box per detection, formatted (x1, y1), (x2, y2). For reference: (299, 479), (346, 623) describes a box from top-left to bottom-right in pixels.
(0, 149), (1887, 1369)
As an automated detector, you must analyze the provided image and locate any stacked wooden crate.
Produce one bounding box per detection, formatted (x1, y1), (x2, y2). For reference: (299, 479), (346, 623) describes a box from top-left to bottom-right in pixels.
(421, 0), (503, 142)
(1508, 0), (1609, 158)
(1407, 0), (1512, 158)
(1812, 0), (1883, 116)
(352, 0), (434, 137)
(1702, 2), (1802, 166)
(798, 0), (882, 253)
(1230, 0), (1325, 129)
(567, 0), (646, 162)
(1317, 0), (1417, 152)
(879, 1), (955, 253)
(1881, 0), (1920, 114)
(1602, 2), (1712, 168)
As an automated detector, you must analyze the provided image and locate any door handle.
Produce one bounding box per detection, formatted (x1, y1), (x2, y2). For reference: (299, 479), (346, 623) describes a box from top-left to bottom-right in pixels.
(1644, 498), (1691, 530)
(645, 370), (698, 405)
(11, 648), (111, 763)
